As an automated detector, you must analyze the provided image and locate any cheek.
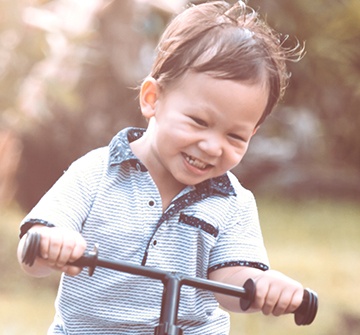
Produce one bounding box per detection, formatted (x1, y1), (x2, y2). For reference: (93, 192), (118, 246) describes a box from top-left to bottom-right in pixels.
(225, 146), (248, 168)
(155, 128), (180, 155)
(159, 125), (190, 145)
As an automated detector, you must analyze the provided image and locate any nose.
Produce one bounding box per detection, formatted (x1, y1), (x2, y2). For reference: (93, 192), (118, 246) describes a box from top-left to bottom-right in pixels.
(198, 135), (223, 157)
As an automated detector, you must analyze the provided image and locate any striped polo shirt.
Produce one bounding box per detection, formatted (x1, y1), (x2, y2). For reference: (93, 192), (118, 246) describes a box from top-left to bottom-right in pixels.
(21, 127), (269, 335)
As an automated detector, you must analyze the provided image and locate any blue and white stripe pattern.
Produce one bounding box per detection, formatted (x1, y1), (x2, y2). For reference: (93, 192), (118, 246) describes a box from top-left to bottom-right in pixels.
(21, 127), (269, 335)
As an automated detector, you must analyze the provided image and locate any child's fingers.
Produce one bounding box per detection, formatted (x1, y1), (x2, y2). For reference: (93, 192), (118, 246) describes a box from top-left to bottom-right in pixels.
(60, 234), (87, 275)
(54, 238), (76, 268)
(69, 236), (87, 263)
(28, 226), (86, 274)
(286, 287), (304, 314)
(46, 233), (65, 266)
(38, 231), (51, 260)
(260, 285), (281, 315)
(272, 289), (296, 316)
(61, 265), (83, 277)
(34, 227), (59, 262)
(253, 270), (304, 316)
(251, 277), (270, 312)
(50, 231), (86, 268)
(261, 282), (303, 316)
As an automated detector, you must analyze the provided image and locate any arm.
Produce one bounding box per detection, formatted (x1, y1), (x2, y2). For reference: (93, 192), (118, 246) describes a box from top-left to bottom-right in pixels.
(17, 149), (107, 276)
(17, 225), (87, 277)
(209, 266), (303, 316)
(208, 178), (303, 315)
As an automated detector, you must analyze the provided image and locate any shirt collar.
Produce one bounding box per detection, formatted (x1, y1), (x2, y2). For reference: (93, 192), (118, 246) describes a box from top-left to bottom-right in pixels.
(108, 127), (235, 197)
(196, 173), (235, 196)
(108, 127), (147, 171)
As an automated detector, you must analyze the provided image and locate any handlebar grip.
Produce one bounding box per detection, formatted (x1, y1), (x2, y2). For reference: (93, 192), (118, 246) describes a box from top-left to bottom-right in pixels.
(239, 277), (318, 326)
(294, 288), (318, 325)
(21, 230), (41, 267)
(21, 231), (98, 276)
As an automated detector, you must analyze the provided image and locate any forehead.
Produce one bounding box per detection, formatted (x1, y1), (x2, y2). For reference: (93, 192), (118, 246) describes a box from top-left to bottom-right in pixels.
(164, 70), (269, 101)
(161, 71), (268, 126)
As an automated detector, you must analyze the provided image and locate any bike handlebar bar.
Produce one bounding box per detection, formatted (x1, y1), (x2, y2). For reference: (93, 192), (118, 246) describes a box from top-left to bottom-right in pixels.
(22, 231), (318, 332)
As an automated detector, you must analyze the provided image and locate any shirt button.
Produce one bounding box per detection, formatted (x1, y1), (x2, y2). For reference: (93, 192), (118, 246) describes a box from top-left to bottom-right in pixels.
(148, 200), (155, 207)
(152, 240), (157, 246)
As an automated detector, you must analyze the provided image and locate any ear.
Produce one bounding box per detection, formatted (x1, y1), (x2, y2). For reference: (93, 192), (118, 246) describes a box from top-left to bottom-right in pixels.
(139, 77), (160, 119)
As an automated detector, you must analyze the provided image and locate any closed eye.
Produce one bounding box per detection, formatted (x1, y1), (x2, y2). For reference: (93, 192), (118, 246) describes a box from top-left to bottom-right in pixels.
(229, 133), (246, 142)
(190, 116), (208, 127)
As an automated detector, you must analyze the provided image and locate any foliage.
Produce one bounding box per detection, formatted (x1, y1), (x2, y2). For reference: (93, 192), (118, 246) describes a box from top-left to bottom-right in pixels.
(0, 0), (359, 210)
(251, 0), (360, 168)
(0, 0), (46, 127)
(1, 0), (161, 209)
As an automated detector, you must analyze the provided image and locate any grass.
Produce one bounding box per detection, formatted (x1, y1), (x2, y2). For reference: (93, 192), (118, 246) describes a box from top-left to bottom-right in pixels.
(229, 197), (360, 335)
(1, 197), (359, 334)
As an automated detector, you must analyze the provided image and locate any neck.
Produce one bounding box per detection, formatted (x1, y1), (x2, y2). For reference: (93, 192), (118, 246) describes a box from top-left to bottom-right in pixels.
(130, 131), (186, 212)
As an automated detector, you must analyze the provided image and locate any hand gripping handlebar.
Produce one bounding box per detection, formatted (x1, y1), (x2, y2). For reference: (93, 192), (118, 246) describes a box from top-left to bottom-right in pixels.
(22, 231), (318, 333)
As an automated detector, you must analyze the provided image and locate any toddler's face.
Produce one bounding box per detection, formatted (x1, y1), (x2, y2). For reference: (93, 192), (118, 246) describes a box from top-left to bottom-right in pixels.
(143, 72), (268, 187)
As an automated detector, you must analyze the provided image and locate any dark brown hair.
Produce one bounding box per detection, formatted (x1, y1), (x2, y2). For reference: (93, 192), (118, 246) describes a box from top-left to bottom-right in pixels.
(149, 0), (304, 125)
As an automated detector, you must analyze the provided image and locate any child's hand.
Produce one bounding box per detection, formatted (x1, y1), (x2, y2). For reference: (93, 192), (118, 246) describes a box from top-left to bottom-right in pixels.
(252, 269), (303, 316)
(29, 225), (87, 276)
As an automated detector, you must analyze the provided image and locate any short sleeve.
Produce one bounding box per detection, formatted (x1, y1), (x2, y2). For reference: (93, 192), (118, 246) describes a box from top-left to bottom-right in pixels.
(208, 178), (269, 273)
(19, 147), (108, 237)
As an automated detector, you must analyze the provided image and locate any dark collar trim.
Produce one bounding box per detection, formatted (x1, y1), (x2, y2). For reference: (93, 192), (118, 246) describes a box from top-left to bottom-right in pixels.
(108, 127), (235, 196)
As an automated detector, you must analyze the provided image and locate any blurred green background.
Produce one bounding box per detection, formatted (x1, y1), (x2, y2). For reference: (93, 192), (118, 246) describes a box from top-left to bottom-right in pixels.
(0, 0), (359, 334)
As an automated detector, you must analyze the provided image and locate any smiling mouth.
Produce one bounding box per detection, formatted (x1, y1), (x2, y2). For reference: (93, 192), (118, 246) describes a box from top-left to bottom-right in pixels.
(183, 154), (211, 170)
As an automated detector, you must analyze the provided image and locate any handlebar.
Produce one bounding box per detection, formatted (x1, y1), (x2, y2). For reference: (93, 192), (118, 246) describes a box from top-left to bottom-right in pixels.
(22, 231), (318, 333)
